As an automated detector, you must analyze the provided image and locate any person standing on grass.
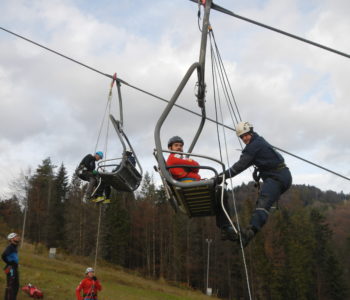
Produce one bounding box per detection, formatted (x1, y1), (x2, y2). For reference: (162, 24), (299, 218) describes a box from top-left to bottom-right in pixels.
(2, 232), (20, 300)
(76, 267), (102, 300)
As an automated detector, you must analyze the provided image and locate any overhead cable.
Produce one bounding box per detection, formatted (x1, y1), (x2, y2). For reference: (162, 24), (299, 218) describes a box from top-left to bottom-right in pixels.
(0, 26), (114, 80)
(189, 0), (350, 60)
(1, 26), (349, 182)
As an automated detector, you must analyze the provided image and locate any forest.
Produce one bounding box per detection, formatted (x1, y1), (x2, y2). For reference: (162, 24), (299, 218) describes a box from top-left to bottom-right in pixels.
(1, 157), (349, 300)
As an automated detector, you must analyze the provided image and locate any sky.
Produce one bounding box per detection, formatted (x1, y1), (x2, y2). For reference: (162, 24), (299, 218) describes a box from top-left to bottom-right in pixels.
(0, 0), (349, 197)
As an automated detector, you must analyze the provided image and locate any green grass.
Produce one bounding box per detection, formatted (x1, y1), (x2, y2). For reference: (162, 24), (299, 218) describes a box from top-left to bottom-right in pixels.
(0, 242), (217, 300)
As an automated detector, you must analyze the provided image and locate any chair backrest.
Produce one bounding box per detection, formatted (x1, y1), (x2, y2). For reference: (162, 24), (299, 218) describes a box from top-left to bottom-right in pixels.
(100, 159), (142, 192)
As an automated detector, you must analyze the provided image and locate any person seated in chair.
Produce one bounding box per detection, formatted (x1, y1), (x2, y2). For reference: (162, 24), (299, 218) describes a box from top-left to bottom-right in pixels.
(166, 136), (201, 182)
(126, 150), (136, 167)
(166, 136), (235, 239)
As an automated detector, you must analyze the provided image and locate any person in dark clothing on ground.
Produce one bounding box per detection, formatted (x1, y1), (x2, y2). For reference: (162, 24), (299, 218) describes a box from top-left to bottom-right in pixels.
(219, 121), (292, 247)
(76, 151), (104, 202)
(2, 232), (20, 300)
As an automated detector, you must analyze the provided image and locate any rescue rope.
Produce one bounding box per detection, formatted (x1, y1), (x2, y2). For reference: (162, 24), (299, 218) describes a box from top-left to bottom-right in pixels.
(94, 204), (103, 271)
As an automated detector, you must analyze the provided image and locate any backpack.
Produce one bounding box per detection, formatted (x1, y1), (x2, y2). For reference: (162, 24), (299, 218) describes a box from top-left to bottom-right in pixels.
(22, 283), (44, 298)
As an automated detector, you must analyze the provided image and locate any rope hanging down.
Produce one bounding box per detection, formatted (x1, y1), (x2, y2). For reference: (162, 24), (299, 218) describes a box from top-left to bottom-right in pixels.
(1, 26), (349, 182)
(209, 24), (252, 300)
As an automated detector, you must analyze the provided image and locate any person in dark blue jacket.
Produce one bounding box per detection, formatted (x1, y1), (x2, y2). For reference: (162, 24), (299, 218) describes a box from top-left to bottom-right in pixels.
(220, 121), (292, 247)
(2, 232), (20, 300)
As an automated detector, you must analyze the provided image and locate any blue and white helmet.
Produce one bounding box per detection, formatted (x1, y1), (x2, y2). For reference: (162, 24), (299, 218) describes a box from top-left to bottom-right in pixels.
(95, 151), (103, 159)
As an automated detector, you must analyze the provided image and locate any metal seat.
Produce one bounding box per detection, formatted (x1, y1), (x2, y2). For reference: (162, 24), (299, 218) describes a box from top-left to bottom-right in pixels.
(96, 114), (143, 193)
(154, 150), (225, 217)
(98, 157), (142, 192)
(168, 179), (218, 217)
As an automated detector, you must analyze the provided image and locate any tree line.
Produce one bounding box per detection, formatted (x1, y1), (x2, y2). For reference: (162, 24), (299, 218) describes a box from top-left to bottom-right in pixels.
(1, 157), (349, 300)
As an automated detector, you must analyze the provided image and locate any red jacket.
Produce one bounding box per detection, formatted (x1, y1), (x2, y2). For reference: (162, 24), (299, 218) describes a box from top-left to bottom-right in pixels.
(76, 277), (102, 300)
(166, 153), (201, 181)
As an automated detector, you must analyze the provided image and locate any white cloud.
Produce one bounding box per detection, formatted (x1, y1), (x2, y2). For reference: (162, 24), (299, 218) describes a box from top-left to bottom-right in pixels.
(0, 0), (349, 198)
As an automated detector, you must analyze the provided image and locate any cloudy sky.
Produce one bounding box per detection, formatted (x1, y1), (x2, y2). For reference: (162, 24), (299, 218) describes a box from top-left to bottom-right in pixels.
(0, 0), (349, 197)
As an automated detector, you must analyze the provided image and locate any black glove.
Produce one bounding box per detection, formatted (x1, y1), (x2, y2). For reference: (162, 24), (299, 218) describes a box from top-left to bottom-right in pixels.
(92, 276), (97, 281)
(216, 174), (224, 184)
(213, 174), (224, 185)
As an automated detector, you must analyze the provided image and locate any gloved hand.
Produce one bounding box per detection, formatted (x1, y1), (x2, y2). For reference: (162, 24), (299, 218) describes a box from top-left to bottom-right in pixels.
(211, 174), (224, 184)
(92, 276), (97, 281)
(92, 170), (99, 175)
(216, 174), (224, 185)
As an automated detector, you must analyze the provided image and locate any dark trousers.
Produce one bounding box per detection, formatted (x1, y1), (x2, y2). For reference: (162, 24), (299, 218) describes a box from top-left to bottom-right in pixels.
(78, 171), (98, 198)
(4, 267), (19, 300)
(251, 168), (292, 231)
(95, 182), (111, 199)
(215, 187), (234, 229)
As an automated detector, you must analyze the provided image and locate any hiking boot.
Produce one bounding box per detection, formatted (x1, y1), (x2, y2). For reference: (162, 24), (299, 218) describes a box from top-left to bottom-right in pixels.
(91, 196), (105, 203)
(239, 226), (256, 248)
(221, 226), (238, 242)
(103, 198), (111, 204)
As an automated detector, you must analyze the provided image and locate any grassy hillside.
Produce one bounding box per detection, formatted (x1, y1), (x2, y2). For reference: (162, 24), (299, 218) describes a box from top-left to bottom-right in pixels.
(0, 242), (218, 300)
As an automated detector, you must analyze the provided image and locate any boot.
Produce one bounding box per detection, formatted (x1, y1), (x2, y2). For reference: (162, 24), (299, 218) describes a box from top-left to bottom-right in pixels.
(91, 196), (105, 203)
(221, 225), (238, 242)
(103, 198), (111, 204)
(239, 226), (256, 247)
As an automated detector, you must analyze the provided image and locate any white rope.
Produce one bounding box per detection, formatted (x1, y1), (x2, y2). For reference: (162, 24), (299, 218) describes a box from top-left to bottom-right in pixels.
(209, 32), (253, 300)
(94, 204), (103, 271)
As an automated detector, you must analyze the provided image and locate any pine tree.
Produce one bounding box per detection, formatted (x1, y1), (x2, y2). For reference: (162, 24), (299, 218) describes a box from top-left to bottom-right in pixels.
(46, 163), (68, 248)
(26, 158), (55, 244)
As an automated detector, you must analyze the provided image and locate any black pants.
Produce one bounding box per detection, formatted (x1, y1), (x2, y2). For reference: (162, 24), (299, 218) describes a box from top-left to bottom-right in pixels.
(95, 181), (111, 199)
(4, 267), (19, 300)
(251, 168), (292, 231)
(215, 187), (234, 229)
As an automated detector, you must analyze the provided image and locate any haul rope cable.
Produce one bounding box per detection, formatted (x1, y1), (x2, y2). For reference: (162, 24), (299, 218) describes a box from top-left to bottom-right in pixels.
(0, 26), (349, 181)
(188, 0), (350, 60)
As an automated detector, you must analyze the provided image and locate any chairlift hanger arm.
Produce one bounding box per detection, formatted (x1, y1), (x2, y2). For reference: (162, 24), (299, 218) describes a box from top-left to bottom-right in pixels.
(188, 0), (212, 154)
(188, 0), (350, 60)
(116, 81), (124, 127)
(109, 115), (143, 176)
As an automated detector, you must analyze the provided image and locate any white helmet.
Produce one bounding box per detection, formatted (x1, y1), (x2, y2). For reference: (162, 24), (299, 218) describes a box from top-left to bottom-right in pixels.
(235, 121), (253, 137)
(7, 233), (18, 240)
(85, 267), (94, 274)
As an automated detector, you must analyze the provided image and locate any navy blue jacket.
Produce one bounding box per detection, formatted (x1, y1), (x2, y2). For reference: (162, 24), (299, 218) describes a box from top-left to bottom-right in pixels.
(2, 243), (18, 268)
(224, 132), (285, 179)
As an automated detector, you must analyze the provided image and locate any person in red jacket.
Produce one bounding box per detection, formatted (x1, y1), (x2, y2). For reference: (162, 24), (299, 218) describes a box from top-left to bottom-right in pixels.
(166, 136), (201, 181)
(76, 267), (102, 300)
(166, 136), (235, 241)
